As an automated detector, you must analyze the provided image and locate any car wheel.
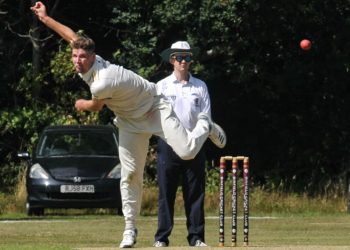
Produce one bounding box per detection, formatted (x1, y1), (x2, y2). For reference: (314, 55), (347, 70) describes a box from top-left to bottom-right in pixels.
(347, 172), (350, 214)
(26, 202), (44, 216)
(116, 206), (123, 216)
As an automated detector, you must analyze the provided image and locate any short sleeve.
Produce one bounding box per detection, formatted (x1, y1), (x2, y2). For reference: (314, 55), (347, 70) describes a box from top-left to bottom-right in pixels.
(90, 80), (113, 100)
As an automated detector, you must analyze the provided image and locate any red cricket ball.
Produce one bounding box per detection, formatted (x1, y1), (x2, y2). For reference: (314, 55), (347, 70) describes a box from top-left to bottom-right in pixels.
(300, 39), (311, 50)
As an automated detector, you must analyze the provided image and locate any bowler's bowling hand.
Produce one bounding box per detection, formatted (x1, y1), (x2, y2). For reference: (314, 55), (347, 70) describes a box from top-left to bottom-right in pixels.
(30, 1), (47, 21)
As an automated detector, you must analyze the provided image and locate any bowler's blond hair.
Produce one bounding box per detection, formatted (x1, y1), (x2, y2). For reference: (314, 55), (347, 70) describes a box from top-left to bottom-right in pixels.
(71, 36), (95, 54)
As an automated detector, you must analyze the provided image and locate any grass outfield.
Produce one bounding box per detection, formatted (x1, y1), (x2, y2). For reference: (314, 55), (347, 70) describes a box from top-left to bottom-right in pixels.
(0, 213), (350, 249)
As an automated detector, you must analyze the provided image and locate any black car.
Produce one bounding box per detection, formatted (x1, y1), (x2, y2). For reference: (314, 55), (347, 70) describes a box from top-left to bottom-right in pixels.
(18, 125), (122, 216)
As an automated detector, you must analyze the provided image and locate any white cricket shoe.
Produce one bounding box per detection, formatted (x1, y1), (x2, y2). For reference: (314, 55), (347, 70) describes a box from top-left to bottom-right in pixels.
(119, 229), (137, 248)
(153, 241), (168, 247)
(194, 240), (208, 247)
(198, 112), (227, 148)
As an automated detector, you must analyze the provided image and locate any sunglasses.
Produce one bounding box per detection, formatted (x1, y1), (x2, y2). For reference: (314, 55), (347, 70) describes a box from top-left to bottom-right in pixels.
(172, 55), (192, 63)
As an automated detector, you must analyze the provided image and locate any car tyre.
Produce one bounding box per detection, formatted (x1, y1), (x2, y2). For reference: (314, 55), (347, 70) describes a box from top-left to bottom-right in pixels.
(116, 206), (123, 216)
(26, 202), (44, 216)
(347, 171), (350, 214)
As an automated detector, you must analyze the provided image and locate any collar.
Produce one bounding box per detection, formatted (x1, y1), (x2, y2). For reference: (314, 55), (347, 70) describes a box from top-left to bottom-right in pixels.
(79, 55), (101, 86)
(170, 72), (193, 85)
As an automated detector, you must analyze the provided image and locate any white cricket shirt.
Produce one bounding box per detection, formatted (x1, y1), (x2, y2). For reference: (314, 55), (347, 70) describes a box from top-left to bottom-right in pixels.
(79, 55), (157, 118)
(157, 72), (211, 130)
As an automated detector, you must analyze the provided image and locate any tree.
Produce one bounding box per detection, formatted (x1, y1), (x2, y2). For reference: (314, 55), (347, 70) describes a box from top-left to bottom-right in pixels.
(1, 0), (350, 194)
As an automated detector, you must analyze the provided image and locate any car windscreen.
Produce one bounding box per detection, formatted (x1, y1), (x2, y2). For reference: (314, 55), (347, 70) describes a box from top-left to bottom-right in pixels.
(37, 130), (118, 157)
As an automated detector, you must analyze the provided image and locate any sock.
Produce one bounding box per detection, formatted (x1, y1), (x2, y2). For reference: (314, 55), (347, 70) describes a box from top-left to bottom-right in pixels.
(125, 219), (135, 231)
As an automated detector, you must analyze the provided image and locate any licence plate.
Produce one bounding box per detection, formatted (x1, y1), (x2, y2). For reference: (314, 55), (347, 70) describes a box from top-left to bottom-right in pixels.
(60, 185), (95, 193)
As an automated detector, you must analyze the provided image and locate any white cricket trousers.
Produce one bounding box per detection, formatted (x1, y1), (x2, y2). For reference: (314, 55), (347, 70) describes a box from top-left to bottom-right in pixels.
(114, 95), (210, 229)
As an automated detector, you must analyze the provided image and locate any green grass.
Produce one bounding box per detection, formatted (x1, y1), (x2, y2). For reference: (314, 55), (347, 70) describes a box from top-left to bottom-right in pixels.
(1, 176), (349, 249)
(0, 213), (350, 249)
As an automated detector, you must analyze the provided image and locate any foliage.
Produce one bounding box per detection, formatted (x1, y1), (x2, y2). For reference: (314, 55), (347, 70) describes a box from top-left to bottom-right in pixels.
(1, 0), (350, 196)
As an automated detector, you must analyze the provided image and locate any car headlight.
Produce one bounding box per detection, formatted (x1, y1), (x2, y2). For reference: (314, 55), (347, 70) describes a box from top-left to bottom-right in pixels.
(29, 163), (49, 179)
(107, 163), (121, 179)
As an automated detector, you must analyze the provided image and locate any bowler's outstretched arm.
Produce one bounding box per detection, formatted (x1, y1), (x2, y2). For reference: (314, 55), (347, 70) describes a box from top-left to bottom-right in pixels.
(30, 1), (78, 43)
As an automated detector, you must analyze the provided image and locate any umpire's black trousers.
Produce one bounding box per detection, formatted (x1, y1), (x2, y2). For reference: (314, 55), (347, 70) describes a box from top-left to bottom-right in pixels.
(154, 138), (206, 246)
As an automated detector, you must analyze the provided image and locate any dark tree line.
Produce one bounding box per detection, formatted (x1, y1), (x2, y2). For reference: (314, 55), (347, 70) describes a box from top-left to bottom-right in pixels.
(1, 0), (350, 195)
